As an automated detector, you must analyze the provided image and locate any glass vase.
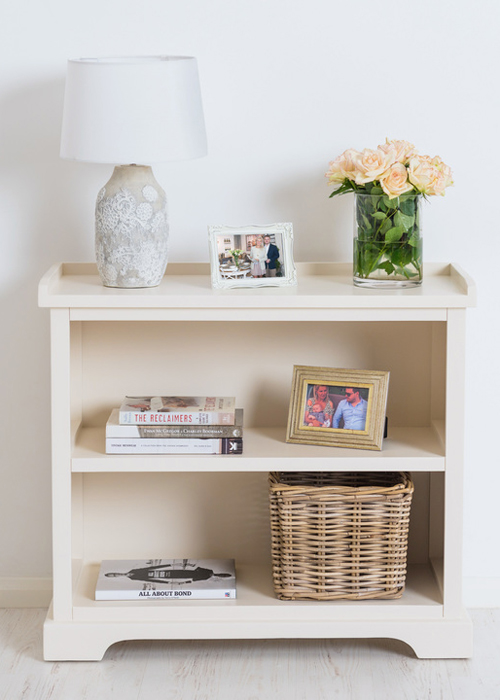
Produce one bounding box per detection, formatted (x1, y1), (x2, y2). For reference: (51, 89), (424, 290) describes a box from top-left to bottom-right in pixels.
(353, 192), (423, 288)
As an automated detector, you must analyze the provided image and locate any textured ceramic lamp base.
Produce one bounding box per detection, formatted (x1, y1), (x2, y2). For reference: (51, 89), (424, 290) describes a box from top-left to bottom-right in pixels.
(95, 165), (169, 288)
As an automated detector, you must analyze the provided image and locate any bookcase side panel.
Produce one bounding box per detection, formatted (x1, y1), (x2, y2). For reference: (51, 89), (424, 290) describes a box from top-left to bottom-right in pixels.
(50, 309), (73, 620)
(430, 322), (447, 424)
(70, 321), (83, 427)
(443, 309), (467, 617)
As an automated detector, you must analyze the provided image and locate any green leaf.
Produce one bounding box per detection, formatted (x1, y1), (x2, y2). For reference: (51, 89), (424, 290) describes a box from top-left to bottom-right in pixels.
(328, 181), (355, 198)
(394, 211), (415, 231)
(383, 196), (398, 209)
(381, 217), (394, 235)
(385, 226), (404, 243)
(373, 211), (387, 220)
(400, 197), (418, 216)
(379, 261), (395, 275)
(361, 213), (372, 228)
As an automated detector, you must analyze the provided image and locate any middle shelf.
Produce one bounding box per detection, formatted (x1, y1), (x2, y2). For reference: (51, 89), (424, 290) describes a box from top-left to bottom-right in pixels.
(72, 423), (446, 473)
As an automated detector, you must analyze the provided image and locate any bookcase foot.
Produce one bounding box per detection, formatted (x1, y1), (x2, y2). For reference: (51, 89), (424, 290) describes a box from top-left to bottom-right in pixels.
(397, 613), (473, 659)
(44, 611), (111, 661)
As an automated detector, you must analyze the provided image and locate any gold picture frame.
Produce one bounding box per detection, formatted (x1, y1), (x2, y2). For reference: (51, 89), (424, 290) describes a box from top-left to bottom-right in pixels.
(286, 365), (390, 451)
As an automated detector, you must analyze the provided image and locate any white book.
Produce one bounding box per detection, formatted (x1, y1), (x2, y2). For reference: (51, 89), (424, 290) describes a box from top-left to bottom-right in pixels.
(105, 437), (243, 454)
(95, 558), (236, 600)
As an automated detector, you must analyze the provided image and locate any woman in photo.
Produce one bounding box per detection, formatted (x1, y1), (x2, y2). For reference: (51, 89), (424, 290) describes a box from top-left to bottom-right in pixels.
(250, 236), (266, 278)
(304, 385), (335, 427)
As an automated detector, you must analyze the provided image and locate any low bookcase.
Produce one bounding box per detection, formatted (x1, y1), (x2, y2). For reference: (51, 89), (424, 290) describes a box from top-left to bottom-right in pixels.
(38, 262), (475, 660)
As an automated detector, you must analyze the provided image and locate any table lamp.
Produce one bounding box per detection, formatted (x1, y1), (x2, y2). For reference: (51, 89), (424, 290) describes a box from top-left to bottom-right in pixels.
(60, 56), (207, 288)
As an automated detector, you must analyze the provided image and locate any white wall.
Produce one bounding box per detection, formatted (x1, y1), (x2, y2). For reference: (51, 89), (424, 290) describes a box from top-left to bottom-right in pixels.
(0, 0), (498, 603)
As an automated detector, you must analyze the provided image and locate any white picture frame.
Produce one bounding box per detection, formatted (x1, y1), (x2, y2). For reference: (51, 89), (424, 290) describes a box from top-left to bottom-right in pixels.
(208, 223), (297, 289)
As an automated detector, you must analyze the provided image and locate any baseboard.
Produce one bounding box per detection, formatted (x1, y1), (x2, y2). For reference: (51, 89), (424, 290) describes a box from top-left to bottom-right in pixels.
(1, 576), (499, 609)
(0, 577), (52, 608)
(463, 577), (500, 608)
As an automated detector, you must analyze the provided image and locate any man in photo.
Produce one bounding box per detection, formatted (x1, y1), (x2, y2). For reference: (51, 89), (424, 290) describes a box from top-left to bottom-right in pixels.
(332, 387), (368, 431)
(263, 234), (280, 277)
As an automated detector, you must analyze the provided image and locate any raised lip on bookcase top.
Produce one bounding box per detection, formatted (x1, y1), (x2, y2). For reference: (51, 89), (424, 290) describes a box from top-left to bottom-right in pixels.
(38, 262), (476, 309)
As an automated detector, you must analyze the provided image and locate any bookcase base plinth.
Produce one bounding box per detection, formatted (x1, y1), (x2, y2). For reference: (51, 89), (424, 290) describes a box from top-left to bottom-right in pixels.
(43, 604), (473, 661)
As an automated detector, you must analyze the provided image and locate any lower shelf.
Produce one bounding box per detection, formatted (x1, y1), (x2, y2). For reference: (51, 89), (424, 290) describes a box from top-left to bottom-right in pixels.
(43, 561), (473, 661)
(72, 561), (443, 622)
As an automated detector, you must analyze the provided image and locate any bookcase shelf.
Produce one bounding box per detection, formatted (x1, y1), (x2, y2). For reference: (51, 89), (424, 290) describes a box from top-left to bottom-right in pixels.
(72, 424), (445, 472)
(39, 262), (475, 660)
(70, 561), (443, 622)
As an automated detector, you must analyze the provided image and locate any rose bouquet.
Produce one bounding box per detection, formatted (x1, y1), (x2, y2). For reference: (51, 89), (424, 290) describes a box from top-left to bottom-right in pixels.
(326, 139), (453, 286)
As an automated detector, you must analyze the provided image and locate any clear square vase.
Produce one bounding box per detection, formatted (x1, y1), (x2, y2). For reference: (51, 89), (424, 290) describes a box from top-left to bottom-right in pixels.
(353, 191), (423, 288)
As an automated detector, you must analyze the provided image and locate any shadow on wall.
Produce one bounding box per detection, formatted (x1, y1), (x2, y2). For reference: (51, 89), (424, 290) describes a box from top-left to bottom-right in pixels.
(264, 167), (353, 263)
(0, 77), (95, 577)
(0, 77), (98, 275)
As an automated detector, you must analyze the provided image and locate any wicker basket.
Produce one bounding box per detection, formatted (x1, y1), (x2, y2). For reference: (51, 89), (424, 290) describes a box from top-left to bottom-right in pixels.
(269, 471), (414, 601)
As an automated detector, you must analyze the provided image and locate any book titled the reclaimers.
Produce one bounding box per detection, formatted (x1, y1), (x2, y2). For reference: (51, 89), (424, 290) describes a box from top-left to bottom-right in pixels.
(95, 558), (236, 600)
(107, 408), (243, 438)
(119, 397), (236, 425)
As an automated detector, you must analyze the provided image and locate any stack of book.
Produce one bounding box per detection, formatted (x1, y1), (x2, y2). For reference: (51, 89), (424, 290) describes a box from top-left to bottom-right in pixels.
(105, 396), (243, 454)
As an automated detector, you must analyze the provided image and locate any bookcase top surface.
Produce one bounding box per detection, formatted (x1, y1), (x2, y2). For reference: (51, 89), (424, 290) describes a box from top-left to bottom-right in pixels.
(39, 262), (476, 310)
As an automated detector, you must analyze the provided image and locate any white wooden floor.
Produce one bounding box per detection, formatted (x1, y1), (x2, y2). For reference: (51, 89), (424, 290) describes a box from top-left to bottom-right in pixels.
(0, 608), (498, 700)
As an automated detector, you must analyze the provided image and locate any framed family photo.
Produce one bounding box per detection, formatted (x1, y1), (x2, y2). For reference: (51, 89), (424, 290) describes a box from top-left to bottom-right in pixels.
(286, 365), (390, 451)
(208, 223), (297, 289)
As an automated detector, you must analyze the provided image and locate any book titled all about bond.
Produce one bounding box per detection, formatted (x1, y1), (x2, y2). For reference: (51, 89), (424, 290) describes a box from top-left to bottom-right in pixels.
(95, 558), (236, 600)
(119, 397), (236, 425)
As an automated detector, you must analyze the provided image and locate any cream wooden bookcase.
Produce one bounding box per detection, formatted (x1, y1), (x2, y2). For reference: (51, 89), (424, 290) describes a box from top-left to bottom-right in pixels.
(39, 261), (475, 661)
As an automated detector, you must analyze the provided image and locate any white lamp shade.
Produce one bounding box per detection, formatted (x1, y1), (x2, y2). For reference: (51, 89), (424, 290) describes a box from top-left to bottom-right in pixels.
(60, 56), (207, 164)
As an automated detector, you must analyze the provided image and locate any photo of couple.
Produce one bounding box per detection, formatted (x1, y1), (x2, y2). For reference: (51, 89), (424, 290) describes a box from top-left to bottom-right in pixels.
(303, 384), (370, 432)
(286, 366), (389, 451)
(248, 234), (280, 279)
(208, 223), (297, 289)
(216, 232), (282, 280)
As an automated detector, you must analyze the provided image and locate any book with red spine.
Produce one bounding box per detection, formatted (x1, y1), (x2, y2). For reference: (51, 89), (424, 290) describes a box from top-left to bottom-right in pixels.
(118, 396), (236, 425)
(107, 408), (243, 438)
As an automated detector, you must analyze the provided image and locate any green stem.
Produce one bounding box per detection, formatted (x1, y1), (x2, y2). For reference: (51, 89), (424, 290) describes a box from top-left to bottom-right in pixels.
(367, 246), (386, 276)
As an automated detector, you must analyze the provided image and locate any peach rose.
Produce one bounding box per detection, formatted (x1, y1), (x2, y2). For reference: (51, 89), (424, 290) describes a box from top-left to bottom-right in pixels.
(378, 138), (418, 165)
(430, 156), (454, 189)
(379, 162), (414, 199)
(408, 155), (448, 196)
(352, 148), (395, 184)
(326, 148), (359, 184)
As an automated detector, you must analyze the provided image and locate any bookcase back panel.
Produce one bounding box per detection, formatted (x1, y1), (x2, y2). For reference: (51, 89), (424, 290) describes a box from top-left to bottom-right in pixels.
(75, 471), (432, 566)
(79, 472), (272, 565)
(75, 320), (445, 429)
